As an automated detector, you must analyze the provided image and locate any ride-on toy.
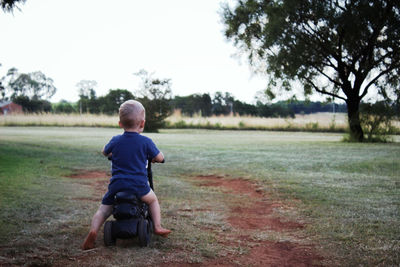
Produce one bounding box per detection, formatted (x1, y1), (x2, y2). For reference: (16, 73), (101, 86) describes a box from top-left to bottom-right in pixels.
(103, 158), (160, 247)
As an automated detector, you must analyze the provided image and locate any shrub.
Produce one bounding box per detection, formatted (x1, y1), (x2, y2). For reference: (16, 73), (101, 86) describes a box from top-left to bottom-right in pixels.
(360, 101), (396, 142)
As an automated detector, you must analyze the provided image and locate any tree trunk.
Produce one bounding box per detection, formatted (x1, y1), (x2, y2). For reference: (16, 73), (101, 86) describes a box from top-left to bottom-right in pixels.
(346, 97), (364, 142)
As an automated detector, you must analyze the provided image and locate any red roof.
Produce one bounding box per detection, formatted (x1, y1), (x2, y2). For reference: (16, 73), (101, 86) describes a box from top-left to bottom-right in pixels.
(0, 101), (23, 114)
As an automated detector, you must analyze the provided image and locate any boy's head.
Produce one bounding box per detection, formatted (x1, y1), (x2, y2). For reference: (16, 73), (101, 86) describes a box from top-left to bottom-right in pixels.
(119, 100), (145, 130)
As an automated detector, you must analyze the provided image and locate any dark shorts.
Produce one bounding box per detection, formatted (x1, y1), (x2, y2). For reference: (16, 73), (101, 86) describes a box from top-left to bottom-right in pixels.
(101, 178), (151, 205)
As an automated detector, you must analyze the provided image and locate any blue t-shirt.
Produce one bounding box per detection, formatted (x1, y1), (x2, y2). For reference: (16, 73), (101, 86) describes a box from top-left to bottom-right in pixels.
(103, 131), (160, 183)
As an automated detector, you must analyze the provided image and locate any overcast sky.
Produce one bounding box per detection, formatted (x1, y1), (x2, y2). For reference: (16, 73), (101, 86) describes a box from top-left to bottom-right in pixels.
(0, 0), (275, 103)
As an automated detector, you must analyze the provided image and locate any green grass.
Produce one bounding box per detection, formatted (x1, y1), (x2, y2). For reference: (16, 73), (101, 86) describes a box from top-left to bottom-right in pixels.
(0, 127), (399, 266)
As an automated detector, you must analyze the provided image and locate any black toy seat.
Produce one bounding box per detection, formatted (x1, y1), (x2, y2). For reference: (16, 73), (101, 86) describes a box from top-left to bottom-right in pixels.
(115, 191), (138, 204)
(113, 191), (141, 220)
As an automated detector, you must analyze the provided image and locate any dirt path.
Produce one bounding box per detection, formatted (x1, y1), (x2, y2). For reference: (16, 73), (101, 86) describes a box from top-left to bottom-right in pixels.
(191, 175), (323, 266)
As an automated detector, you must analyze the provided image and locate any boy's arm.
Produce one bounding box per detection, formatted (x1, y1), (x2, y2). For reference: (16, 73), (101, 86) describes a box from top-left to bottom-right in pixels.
(152, 152), (164, 163)
(102, 145), (112, 157)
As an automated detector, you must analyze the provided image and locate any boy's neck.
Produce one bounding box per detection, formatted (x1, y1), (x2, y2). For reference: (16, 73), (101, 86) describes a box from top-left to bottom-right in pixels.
(124, 127), (143, 134)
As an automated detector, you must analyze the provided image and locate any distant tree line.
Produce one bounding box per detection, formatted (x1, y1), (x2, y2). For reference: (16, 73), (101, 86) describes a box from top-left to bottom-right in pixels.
(1, 65), (398, 134)
(49, 91), (400, 128)
(73, 70), (173, 132)
(1, 66), (396, 121)
(52, 90), (348, 119)
(171, 91), (347, 118)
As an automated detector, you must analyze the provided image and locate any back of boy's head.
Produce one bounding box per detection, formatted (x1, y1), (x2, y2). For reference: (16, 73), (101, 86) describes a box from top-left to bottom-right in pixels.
(119, 100), (145, 129)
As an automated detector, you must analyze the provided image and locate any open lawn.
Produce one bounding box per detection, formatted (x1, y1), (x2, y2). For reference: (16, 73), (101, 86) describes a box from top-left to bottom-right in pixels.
(0, 127), (399, 266)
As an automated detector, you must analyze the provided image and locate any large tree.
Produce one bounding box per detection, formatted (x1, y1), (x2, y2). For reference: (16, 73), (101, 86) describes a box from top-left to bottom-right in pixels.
(223, 0), (400, 141)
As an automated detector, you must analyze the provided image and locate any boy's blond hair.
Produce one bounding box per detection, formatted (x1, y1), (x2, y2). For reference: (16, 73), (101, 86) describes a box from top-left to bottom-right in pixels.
(119, 100), (145, 129)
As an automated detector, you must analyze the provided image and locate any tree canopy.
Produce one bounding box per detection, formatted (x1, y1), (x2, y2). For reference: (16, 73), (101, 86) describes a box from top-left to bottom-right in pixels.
(98, 89), (135, 114)
(0, 0), (25, 13)
(0, 68), (56, 112)
(223, 0), (400, 141)
(9, 70), (56, 100)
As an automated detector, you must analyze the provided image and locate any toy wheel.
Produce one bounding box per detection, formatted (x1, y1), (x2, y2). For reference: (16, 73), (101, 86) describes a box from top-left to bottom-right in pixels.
(138, 219), (151, 247)
(104, 221), (116, 246)
(148, 219), (154, 235)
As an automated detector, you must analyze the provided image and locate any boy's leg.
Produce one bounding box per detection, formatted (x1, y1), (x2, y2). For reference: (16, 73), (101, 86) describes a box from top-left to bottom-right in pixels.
(81, 204), (113, 250)
(141, 190), (171, 237)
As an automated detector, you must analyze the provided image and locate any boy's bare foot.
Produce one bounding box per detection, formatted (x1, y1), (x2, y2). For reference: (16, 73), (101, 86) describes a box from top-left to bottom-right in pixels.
(81, 231), (97, 250)
(154, 228), (172, 238)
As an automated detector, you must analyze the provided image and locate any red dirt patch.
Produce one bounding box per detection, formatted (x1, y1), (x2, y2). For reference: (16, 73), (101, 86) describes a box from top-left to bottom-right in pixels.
(194, 175), (322, 266)
(206, 240), (321, 267)
(197, 175), (304, 232)
(67, 170), (109, 199)
(196, 175), (263, 198)
(245, 241), (320, 266)
(228, 202), (304, 231)
(66, 170), (108, 179)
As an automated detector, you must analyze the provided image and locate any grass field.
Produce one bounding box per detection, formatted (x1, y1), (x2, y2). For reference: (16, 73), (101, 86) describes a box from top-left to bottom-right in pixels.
(0, 127), (399, 266)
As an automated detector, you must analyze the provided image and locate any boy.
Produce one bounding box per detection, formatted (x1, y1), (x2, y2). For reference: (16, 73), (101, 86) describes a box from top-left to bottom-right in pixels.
(81, 100), (171, 250)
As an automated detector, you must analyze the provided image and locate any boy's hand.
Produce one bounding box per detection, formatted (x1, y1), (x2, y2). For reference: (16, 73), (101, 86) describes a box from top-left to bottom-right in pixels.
(152, 152), (164, 163)
(102, 145), (112, 157)
(103, 151), (112, 157)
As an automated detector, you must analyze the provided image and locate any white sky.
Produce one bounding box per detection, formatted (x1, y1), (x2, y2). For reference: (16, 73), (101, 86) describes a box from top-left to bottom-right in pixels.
(0, 0), (272, 103)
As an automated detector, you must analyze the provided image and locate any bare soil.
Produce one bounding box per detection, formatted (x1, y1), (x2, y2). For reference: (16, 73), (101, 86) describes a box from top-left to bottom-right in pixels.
(191, 175), (323, 266)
